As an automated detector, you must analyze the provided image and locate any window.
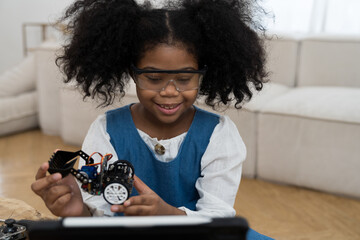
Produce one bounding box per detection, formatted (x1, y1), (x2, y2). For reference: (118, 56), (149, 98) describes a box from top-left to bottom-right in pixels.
(261, 0), (360, 34)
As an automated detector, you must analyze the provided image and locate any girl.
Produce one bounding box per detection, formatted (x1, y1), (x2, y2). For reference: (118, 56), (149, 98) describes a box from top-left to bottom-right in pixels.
(32, 0), (272, 238)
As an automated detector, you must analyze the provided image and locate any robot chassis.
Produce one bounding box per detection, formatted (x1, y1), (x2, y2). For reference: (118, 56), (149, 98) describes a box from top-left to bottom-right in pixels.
(48, 150), (134, 205)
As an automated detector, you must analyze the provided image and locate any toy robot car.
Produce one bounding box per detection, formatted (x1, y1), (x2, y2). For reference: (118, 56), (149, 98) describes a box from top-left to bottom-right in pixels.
(48, 150), (134, 205)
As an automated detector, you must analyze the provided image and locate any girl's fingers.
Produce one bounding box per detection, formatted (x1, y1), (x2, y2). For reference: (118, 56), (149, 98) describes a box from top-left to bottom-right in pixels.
(125, 194), (154, 207)
(110, 195), (152, 213)
(110, 177), (159, 215)
(49, 192), (72, 214)
(133, 175), (153, 195)
(122, 205), (152, 216)
(44, 184), (72, 205)
(111, 204), (126, 212)
(35, 162), (49, 180)
(31, 172), (62, 194)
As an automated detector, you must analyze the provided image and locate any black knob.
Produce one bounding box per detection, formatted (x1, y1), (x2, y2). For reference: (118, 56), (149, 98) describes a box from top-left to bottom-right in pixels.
(3, 219), (17, 233)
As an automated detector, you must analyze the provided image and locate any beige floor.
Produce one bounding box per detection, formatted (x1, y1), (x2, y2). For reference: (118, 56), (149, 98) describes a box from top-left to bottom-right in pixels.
(1, 129), (360, 240)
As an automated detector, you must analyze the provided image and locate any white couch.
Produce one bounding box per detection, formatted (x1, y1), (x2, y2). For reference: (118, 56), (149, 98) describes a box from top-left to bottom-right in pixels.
(257, 35), (360, 198)
(0, 55), (38, 136)
(28, 35), (360, 198)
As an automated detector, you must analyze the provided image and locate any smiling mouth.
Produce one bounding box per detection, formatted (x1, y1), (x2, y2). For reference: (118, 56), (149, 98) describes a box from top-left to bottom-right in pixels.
(156, 103), (182, 115)
(158, 104), (180, 109)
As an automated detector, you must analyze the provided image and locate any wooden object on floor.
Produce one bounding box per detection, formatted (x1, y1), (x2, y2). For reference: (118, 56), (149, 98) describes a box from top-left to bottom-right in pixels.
(0, 197), (55, 220)
(0, 129), (360, 240)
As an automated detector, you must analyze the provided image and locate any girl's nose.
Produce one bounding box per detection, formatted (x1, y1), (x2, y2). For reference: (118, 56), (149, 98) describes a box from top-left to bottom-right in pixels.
(159, 80), (180, 96)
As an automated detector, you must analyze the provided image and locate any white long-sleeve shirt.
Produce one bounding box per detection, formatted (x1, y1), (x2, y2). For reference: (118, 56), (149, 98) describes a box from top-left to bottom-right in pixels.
(80, 112), (246, 217)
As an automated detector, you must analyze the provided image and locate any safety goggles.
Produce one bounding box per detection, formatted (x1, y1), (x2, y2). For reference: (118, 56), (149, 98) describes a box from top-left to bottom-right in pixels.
(131, 64), (207, 92)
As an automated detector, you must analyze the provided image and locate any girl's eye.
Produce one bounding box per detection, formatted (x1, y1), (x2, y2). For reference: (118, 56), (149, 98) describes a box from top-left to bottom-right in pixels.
(177, 78), (191, 83)
(145, 75), (161, 82)
(176, 74), (195, 83)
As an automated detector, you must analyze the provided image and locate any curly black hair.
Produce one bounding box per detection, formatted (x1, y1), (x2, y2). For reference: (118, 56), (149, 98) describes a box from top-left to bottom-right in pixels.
(56, 0), (268, 108)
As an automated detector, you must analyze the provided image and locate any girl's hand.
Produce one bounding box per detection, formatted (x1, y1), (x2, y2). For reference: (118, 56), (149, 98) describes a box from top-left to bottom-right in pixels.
(31, 162), (90, 217)
(111, 175), (186, 216)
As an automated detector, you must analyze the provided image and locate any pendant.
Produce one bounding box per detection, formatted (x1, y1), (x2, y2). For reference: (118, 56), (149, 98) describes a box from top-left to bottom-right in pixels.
(154, 143), (165, 155)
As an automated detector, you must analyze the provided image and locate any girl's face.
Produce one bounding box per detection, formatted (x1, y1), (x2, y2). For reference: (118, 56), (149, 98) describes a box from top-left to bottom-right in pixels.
(134, 44), (199, 128)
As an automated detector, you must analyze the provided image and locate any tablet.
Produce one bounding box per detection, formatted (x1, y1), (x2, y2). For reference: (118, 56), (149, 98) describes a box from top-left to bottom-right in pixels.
(27, 216), (248, 240)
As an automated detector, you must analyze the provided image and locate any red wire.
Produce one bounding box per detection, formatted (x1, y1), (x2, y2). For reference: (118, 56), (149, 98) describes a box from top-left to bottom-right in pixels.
(86, 152), (103, 166)
(86, 153), (113, 174)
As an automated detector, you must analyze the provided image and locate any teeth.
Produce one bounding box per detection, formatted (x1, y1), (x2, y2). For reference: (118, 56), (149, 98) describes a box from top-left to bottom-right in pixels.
(160, 104), (177, 109)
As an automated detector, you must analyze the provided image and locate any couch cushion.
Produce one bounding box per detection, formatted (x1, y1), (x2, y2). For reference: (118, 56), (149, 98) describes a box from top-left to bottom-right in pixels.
(0, 55), (36, 97)
(297, 35), (360, 88)
(260, 86), (360, 124)
(243, 82), (290, 112)
(0, 91), (38, 136)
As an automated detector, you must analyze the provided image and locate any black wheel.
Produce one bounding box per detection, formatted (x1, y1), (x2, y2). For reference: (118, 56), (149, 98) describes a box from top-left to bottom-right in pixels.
(117, 160), (135, 177)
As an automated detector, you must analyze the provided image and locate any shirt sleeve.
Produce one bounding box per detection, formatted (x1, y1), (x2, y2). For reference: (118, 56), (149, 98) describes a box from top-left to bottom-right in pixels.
(80, 114), (118, 217)
(179, 115), (246, 217)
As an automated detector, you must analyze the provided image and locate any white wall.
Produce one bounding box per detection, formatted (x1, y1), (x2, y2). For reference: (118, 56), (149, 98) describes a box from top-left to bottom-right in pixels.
(0, 0), (73, 74)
